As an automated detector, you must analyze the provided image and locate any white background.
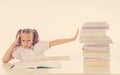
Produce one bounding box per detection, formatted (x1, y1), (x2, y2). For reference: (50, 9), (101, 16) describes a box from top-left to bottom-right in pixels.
(0, 0), (120, 62)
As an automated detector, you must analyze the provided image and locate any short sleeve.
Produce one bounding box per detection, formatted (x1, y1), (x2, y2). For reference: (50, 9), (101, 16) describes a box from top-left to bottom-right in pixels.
(34, 41), (50, 51)
(12, 47), (21, 60)
(33, 41), (50, 55)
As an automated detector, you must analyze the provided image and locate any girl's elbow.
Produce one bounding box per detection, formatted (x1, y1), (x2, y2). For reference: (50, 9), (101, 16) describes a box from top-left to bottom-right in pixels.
(2, 58), (9, 63)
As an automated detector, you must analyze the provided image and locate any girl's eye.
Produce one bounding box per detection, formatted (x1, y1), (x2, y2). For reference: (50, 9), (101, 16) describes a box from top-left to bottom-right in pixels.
(27, 40), (31, 42)
(22, 40), (25, 42)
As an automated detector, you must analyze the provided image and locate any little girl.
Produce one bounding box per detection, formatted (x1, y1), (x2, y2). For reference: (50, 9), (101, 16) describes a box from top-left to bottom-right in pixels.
(2, 28), (79, 63)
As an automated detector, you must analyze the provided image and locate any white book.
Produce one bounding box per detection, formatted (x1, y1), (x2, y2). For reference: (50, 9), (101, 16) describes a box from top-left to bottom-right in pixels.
(83, 49), (110, 53)
(84, 57), (110, 60)
(84, 53), (110, 56)
(80, 40), (112, 44)
(80, 36), (110, 40)
(81, 30), (107, 33)
(80, 37), (112, 43)
(84, 53), (110, 59)
(81, 29), (107, 32)
(80, 32), (106, 36)
(82, 45), (110, 50)
(80, 39), (111, 45)
(11, 61), (61, 69)
(80, 34), (107, 38)
(82, 47), (110, 50)
(83, 45), (110, 48)
(82, 22), (109, 27)
(82, 27), (109, 30)
(81, 41), (112, 44)
(84, 56), (110, 59)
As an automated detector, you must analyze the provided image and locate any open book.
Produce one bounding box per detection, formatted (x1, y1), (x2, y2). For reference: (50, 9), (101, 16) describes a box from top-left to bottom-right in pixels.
(11, 61), (61, 69)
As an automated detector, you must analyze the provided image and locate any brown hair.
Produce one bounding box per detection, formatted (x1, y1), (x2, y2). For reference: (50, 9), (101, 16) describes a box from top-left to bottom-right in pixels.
(16, 28), (39, 45)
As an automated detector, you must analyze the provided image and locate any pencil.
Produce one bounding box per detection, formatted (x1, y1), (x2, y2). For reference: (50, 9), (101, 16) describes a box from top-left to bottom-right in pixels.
(10, 65), (15, 68)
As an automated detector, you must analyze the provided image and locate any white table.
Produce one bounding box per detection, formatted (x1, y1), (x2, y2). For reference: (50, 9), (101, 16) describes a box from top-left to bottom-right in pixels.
(0, 60), (120, 75)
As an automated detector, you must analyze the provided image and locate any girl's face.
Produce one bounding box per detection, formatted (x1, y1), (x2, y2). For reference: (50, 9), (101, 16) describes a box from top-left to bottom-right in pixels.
(21, 33), (33, 48)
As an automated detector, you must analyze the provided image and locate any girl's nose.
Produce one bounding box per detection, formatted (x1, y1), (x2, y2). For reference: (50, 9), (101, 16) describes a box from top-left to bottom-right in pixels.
(24, 42), (28, 46)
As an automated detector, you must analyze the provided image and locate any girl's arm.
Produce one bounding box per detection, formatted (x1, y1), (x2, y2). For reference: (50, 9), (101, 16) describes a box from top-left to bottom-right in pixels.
(2, 35), (20, 63)
(49, 29), (79, 47)
(2, 43), (16, 63)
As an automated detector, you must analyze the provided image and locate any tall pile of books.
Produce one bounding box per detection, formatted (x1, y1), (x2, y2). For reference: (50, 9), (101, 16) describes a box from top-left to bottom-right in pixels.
(80, 22), (112, 61)
(79, 22), (112, 74)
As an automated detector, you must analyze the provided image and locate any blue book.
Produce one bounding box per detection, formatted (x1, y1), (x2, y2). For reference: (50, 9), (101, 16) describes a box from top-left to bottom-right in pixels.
(36, 66), (52, 68)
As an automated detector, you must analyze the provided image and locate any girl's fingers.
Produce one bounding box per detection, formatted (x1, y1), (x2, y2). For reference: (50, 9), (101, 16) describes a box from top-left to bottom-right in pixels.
(73, 28), (79, 40)
(16, 35), (20, 40)
(15, 34), (21, 45)
(75, 28), (79, 38)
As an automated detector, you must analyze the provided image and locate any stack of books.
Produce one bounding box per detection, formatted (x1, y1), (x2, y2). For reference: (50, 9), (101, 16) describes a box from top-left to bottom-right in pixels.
(79, 22), (112, 66)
